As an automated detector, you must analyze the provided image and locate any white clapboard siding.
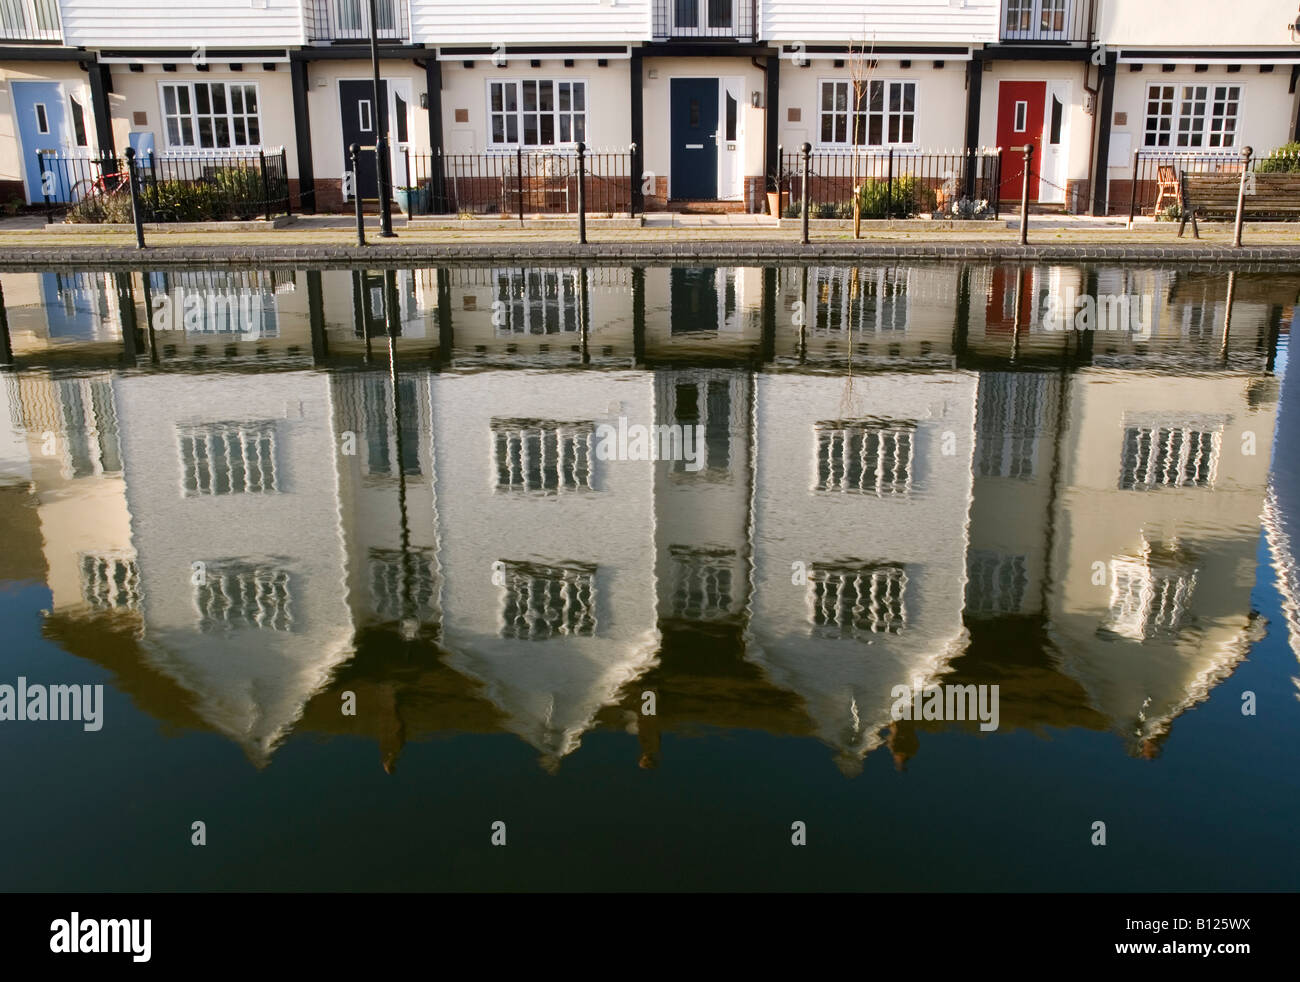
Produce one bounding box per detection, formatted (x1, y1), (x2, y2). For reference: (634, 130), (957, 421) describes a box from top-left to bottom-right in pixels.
(60, 0), (306, 48)
(411, 0), (652, 45)
(762, 0), (1000, 44)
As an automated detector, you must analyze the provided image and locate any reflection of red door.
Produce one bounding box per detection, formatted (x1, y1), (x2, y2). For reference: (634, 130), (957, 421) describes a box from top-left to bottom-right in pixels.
(986, 266), (1033, 334)
(996, 81), (1046, 202)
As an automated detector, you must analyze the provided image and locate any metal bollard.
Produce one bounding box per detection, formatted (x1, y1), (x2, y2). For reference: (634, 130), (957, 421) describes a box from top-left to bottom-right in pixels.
(124, 147), (146, 250)
(576, 141), (587, 245)
(350, 143), (366, 247)
(1233, 145), (1253, 249)
(1019, 143), (1034, 246)
(800, 142), (811, 246)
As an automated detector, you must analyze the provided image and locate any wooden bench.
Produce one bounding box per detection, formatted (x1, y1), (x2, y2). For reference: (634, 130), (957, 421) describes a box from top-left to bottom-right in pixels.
(1178, 171), (1300, 238)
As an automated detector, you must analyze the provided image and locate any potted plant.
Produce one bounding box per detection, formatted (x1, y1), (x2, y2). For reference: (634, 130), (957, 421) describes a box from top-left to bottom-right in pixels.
(395, 185), (429, 216)
(765, 167), (789, 217)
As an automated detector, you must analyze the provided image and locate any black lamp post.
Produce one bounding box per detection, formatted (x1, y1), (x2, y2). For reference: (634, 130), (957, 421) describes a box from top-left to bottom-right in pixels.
(369, 0), (395, 237)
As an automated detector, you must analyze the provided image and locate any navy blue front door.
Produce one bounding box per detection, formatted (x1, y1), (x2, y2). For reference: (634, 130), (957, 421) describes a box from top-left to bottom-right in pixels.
(671, 78), (718, 200)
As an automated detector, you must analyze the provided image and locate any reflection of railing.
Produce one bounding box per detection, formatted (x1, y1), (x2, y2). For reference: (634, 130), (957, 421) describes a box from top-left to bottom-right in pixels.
(306, 0), (409, 41)
(779, 148), (1001, 219)
(999, 0), (1092, 45)
(402, 147), (636, 217)
(0, 0), (62, 42)
(652, 0), (757, 41)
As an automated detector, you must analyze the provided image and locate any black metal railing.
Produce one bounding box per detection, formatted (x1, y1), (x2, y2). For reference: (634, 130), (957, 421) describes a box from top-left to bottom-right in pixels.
(395, 147), (637, 217)
(652, 0), (757, 41)
(999, 0), (1092, 45)
(307, 0), (409, 42)
(1121, 147), (1300, 219)
(0, 0), (62, 42)
(778, 148), (1002, 219)
(38, 148), (291, 223)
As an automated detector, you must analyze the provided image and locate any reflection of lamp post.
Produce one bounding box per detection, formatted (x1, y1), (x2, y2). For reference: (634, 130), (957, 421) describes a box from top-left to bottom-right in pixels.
(384, 270), (415, 639)
(369, 0), (395, 238)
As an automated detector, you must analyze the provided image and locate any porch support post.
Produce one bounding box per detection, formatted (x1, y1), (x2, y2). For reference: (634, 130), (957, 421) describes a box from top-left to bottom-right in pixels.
(85, 60), (115, 157)
(630, 47), (644, 214)
(962, 55), (983, 199)
(290, 59), (316, 213)
(1090, 51), (1117, 216)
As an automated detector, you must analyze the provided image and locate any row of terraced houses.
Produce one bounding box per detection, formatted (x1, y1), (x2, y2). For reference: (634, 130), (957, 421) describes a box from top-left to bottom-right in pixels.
(2, 0), (1299, 215)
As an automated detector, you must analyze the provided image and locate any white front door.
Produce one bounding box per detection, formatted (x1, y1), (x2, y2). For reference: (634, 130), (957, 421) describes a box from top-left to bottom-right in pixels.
(718, 76), (745, 201)
(1039, 80), (1070, 206)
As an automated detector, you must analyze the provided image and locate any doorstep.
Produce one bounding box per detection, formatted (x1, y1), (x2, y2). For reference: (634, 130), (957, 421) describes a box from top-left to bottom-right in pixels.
(42, 216), (296, 232)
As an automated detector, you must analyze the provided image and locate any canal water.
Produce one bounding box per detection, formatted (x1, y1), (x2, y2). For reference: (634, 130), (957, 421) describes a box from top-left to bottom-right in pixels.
(0, 262), (1296, 891)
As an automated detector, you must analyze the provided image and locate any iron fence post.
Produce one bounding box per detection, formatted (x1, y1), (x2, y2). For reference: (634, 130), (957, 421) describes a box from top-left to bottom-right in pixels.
(628, 143), (636, 218)
(1126, 148), (1140, 228)
(259, 149), (273, 222)
(39, 151), (52, 224)
(125, 147), (146, 249)
(282, 149), (293, 217)
(350, 143), (366, 247)
(886, 147), (894, 218)
(517, 146), (525, 227)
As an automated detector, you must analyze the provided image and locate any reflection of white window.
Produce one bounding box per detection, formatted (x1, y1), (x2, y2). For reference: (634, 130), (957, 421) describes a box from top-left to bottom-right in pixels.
(80, 554), (140, 611)
(1143, 83), (1241, 148)
(976, 372), (1053, 478)
(178, 420), (278, 495)
(966, 551), (1027, 616)
(160, 81), (261, 149)
(196, 561), (293, 633)
(657, 371), (739, 475)
(810, 267), (908, 335)
(499, 560), (596, 640)
(809, 562), (907, 639)
(819, 79), (917, 146)
(488, 79), (587, 147)
(1120, 423), (1220, 490)
(494, 268), (583, 335)
(1179, 300), (1222, 342)
(492, 418), (594, 493)
(152, 270), (281, 338)
(669, 545), (736, 622)
(57, 377), (121, 479)
(1106, 557), (1196, 640)
(368, 547), (437, 623)
(815, 419), (915, 496)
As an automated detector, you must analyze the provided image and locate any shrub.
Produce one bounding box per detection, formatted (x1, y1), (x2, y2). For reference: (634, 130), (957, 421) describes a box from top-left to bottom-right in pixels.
(856, 176), (937, 218)
(1256, 142), (1300, 173)
(66, 191), (133, 224)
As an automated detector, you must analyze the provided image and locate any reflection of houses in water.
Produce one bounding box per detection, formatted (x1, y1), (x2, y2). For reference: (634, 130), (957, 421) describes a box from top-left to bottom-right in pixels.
(1045, 370), (1278, 754)
(146, 269), (296, 342)
(429, 370), (659, 768)
(644, 266), (764, 362)
(748, 369), (979, 774)
(112, 371), (355, 764)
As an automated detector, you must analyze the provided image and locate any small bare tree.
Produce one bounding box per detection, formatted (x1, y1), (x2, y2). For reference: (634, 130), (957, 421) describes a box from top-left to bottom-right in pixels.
(847, 30), (877, 239)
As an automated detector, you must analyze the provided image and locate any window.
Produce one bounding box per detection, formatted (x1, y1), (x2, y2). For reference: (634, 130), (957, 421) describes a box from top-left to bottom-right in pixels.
(161, 82), (261, 150)
(195, 561), (294, 633)
(358, 99), (372, 133)
(58, 378), (121, 478)
(70, 97), (88, 147)
(494, 268), (582, 334)
(492, 418), (594, 494)
(669, 546), (736, 622)
(1119, 424), (1219, 490)
(975, 372), (1055, 478)
(1049, 95), (1063, 145)
(368, 547), (437, 624)
(1105, 557), (1196, 641)
(966, 552), (1028, 617)
(34, 103), (48, 135)
(808, 562), (907, 639)
(488, 80), (586, 147)
(809, 267), (909, 335)
(1143, 83), (1241, 148)
(815, 419), (915, 496)
(673, 0), (733, 30)
(178, 420), (278, 495)
(1013, 101), (1027, 132)
(819, 80), (916, 147)
(81, 555), (140, 612)
(498, 560), (596, 640)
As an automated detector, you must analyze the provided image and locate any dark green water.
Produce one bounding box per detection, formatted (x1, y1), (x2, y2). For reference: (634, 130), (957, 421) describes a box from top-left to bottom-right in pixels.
(0, 262), (1297, 891)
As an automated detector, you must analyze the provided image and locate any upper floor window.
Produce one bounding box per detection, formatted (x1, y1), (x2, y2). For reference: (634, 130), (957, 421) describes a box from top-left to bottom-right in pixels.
(161, 82), (261, 150)
(975, 372), (1055, 479)
(1105, 557), (1196, 641)
(178, 420), (278, 496)
(809, 562), (907, 639)
(810, 267), (909, 335)
(196, 561), (294, 633)
(815, 419), (915, 497)
(368, 547), (437, 624)
(1119, 424), (1219, 490)
(488, 79), (586, 147)
(492, 418), (594, 494)
(1143, 84), (1241, 149)
(499, 560), (597, 640)
(80, 555), (140, 612)
(966, 551), (1028, 617)
(1005, 0), (1068, 35)
(819, 80), (916, 147)
(668, 545), (736, 622)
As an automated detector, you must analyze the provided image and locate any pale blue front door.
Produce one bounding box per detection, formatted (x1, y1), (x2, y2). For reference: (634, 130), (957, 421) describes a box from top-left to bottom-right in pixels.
(12, 81), (73, 203)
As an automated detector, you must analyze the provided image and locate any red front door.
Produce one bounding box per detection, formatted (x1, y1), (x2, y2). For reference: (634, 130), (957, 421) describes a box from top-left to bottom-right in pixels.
(996, 81), (1046, 202)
